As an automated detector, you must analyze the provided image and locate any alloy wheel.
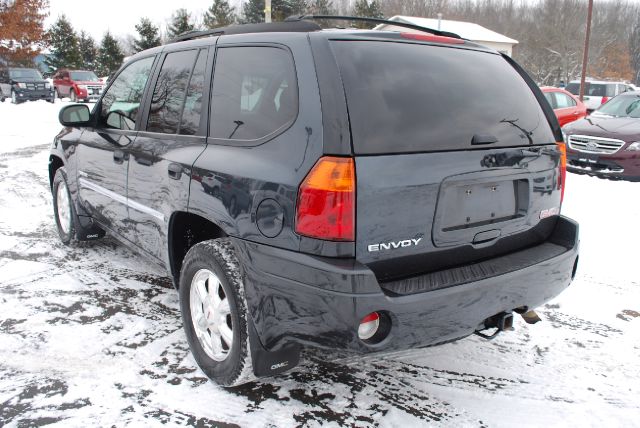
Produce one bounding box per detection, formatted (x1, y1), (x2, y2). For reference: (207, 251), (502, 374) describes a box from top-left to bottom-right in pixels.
(56, 179), (72, 235)
(189, 269), (234, 362)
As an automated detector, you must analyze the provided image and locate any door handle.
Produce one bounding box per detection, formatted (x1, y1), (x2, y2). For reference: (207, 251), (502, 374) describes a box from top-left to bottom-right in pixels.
(113, 150), (128, 164)
(168, 163), (182, 180)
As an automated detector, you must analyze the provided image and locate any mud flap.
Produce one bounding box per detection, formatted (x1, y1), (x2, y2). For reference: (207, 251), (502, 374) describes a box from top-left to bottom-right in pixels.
(74, 202), (106, 241)
(248, 318), (301, 378)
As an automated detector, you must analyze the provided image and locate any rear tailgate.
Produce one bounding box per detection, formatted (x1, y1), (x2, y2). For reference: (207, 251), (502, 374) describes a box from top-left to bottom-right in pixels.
(331, 39), (563, 282)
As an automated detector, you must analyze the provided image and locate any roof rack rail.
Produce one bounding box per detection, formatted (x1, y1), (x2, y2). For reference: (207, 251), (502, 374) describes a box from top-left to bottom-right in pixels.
(169, 20), (322, 44)
(285, 15), (462, 39)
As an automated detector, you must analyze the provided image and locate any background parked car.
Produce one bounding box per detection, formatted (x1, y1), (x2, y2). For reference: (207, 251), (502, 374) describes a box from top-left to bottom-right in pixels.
(0, 67), (54, 104)
(53, 69), (105, 102)
(565, 80), (635, 111)
(563, 91), (640, 181)
(542, 86), (587, 127)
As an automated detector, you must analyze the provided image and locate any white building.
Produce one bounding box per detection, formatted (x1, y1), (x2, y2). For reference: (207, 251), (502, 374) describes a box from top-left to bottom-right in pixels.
(375, 16), (519, 57)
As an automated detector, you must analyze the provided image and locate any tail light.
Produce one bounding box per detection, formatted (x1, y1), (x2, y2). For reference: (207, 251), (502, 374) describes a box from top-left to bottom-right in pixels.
(601, 96), (609, 104)
(556, 142), (567, 203)
(295, 157), (355, 241)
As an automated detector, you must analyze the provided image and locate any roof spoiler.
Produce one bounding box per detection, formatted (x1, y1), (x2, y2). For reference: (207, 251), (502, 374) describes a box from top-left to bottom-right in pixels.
(285, 15), (462, 39)
(168, 15), (462, 44)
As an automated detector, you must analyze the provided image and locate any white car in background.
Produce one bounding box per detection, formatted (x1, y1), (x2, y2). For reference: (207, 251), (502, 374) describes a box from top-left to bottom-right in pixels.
(565, 80), (636, 111)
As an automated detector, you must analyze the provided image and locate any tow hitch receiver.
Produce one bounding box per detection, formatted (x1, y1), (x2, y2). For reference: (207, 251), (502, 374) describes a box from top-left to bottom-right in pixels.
(474, 312), (514, 340)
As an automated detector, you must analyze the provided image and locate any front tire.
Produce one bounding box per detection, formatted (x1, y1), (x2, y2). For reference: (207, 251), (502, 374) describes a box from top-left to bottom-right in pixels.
(52, 168), (79, 246)
(179, 239), (255, 387)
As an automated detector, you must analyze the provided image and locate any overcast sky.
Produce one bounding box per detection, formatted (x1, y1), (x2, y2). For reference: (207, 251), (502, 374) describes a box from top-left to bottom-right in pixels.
(46, 0), (636, 41)
(45, 0), (244, 40)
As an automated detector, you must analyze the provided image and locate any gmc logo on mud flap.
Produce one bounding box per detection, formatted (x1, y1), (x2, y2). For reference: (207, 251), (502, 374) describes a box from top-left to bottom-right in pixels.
(368, 238), (422, 252)
(271, 361), (289, 370)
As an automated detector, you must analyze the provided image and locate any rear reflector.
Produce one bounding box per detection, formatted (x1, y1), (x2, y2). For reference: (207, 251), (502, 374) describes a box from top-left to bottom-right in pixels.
(295, 157), (355, 241)
(556, 142), (567, 203)
(400, 32), (464, 44)
(358, 312), (380, 340)
(601, 96), (609, 105)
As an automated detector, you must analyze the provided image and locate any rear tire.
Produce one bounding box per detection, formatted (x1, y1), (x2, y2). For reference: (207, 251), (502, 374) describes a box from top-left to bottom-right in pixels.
(52, 168), (79, 246)
(179, 238), (255, 387)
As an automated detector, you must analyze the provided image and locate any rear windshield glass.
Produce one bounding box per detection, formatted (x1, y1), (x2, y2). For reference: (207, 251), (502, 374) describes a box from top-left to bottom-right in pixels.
(331, 41), (555, 154)
(566, 82), (615, 97)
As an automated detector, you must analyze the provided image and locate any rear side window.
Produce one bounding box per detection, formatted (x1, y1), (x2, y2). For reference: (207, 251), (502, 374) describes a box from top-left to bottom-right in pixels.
(210, 46), (297, 141)
(147, 49), (202, 134)
(554, 92), (576, 109)
(331, 41), (554, 154)
(180, 50), (207, 135)
(566, 83), (580, 95)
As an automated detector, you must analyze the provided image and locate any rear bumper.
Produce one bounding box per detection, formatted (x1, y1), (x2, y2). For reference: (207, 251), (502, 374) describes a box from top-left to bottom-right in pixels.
(234, 216), (579, 354)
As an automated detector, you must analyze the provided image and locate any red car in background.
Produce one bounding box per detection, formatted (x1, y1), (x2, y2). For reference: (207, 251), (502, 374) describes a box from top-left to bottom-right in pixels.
(541, 87), (588, 127)
(52, 69), (105, 103)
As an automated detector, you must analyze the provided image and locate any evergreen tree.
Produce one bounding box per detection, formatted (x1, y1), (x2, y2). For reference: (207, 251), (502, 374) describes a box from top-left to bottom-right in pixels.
(0, 0), (48, 66)
(78, 30), (98, 70)
(203, 0), (236, 29)
(45, 14), (82, 72)
(132, 17), (161, 52)
(166, 8), (196, 39)
(307, 0), (334, 15)
(306, 0), (335, 27)
(351, 0), (383, 28)
(96, 31), (124, 77)
(241, 0), (263, 24)
(242, 0), (307, 24)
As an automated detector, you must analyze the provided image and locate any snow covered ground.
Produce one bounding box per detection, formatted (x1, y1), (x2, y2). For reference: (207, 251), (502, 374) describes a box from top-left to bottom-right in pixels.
(0, 100), (639, 427)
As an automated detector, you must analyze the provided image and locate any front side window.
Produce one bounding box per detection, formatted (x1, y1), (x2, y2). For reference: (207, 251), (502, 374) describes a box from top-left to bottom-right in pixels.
(147, 50), (200, 134)
(210, 46), (297, 141)
(99, 56), (155, 130)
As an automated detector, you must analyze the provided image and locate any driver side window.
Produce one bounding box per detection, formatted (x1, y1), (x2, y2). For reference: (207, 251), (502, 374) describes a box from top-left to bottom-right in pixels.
(99, 56), (155, 130)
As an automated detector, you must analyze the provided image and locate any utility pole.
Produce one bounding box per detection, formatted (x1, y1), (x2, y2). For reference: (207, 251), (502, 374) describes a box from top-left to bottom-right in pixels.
(579, 0), (593, 101)
(265, 0), (272, 23)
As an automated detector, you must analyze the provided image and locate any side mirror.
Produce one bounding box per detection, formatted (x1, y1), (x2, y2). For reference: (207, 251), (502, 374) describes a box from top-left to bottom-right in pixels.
(59, 104), (91, 127)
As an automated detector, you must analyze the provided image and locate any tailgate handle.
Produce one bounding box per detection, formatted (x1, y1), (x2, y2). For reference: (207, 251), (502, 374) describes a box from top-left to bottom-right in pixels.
(471, 134), (499, 145)
(473, 229), (501, 244)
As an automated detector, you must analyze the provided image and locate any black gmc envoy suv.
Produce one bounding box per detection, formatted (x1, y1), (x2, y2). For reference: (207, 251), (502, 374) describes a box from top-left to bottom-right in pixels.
(49, 18), (580, 386)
